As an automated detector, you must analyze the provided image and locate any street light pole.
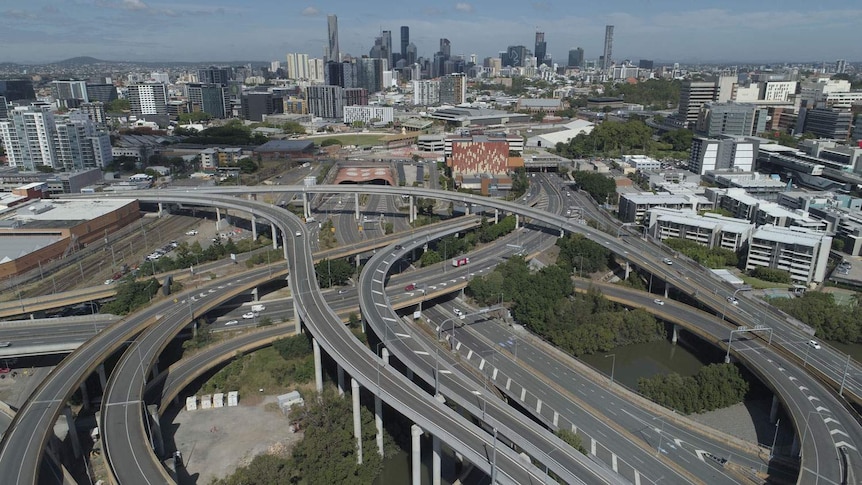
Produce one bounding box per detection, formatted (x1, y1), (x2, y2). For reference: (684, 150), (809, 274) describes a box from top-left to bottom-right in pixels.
(839, 353), (851, 396)
(605, 353), (616, 384)
(770, 419), (781, 459)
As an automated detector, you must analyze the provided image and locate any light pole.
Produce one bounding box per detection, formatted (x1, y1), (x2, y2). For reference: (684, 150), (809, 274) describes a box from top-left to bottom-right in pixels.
(655, 417), (666, 457)
(839, 353), (852, 396)
(770, 419), (781, 459)
(722, 286), (752, 322)
(491, 427), (498, 484)
(605, 353), (616, 384)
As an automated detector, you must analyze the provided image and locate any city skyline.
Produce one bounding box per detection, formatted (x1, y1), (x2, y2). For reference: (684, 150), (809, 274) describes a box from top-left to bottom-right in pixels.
(0, 1), (861, 64)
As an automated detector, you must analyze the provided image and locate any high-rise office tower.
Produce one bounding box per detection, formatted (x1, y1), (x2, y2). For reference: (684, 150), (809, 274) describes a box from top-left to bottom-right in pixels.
(0, 97), (9, 120)
(568, 48), (584, 68)
(327, 14), (340, 62)
(52, 80), (89, 109)
(53, 112), (112, 171)
(505, 45), (529, 67)
(127, 83), (168, 116)
(382, 30), (393, 67)
(186, 83), (229, 118)
(198, 66), (232, 86)
(0, 80), (35, 102)
(836, 59), (847, 74)
(440, 38), (451, 59)
(308, 58), (325, 82)
(678, 76), (736, 128)
(535, 32), (547, 66)
(85, 83), (118, 104)
(400, 26), (409, 60)
(602, 25), (614, 70)
(405, 43), (417, 66)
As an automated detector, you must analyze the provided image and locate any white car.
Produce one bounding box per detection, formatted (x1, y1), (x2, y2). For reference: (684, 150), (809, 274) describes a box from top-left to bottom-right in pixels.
(653, 299), (665, 305)
(104, 279), (114, 285)
(225, 320), (239, 326)
(808, 340), (821, 350)
(186, 230), (198, 236)
(662, 258), (673, 265)
(453, 308), (464, 316)
(295, 231), (302, 237)
(242, 312), (258, 319)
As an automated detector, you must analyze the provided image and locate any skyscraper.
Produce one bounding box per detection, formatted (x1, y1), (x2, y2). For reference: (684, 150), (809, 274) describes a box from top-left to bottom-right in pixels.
(440, 38), (451, 59)
(568, 48), (584, 68)
(52, 80), (89, 109)
(186, 83), (229, 118)
(534, 32), (547, 67)
(602, 25), (614, 70)
(327, 15), (340, 63)
(286, 53), (310, 80)
(198, 66), (232, 86)
(400, 26), (409, 60)
(382, 30), (393, 68)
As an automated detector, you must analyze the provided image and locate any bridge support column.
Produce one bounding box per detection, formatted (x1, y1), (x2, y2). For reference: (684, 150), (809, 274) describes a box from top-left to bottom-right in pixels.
(515, 213), (519, 229)
(494, 208), (499, 224)
(672, 324), (680, 344)
(251, 287), (259, 302)
(251, 216), (257, 240)
(147, 404), (165, 458)
(624, 261), (631, 280)
(272, 227), (278, 249)
(433, 434), (442, 485)
(313, 338), (323, 393)
(97, 364), (107, 391)
(151, 359), (159, 380)
(791, 433), (800, 456)
(465, 203), (471, 215)
(79, 382), (90, 410)
(216, 207), (221, 223)
(337, 365), (345, 397)
(283, 239), (289, 261)
(302, 192), (309, 218)
(157, 202), (163, 217)
(352, 378), (363, 465)
(375, 395), (384, 456)
(63, 406), (82, 459)
(409, 196), (415, 223)
(355, 193), (360, 220)
(770, 395), (780, 423)
(381, 347), (390, 365)
(411, 424), (422, 485)
(665, 284), (669, 298)
(560, 228), (564, 237)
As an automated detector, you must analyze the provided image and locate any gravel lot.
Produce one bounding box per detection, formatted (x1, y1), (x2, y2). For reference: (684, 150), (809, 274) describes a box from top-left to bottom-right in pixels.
(166, 395), (302, 484)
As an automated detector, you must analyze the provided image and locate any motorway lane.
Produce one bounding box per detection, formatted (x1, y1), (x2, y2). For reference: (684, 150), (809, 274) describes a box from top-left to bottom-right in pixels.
(426, 303), (763, 485)
(0, 261), (280, 485)
(360, 231), (627, 484)
(581, 280), (862, 484)
(102, 270), (279, 485)
(101, 195), (554, 485)
(83, 185), (862, 482)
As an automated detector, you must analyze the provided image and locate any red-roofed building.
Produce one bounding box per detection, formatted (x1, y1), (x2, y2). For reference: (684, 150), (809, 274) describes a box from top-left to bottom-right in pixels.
(449, 140), (509, 177)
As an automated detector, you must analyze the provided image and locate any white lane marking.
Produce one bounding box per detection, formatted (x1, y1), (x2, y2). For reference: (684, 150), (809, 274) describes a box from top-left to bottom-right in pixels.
(835, 441), (858, 451)
(612, 454), (618, 472)
(591, 438), (597, 456)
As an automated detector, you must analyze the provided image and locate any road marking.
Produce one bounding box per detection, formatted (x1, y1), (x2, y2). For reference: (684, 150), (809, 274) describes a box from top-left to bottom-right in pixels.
(835, 441), (858, 451)
(808, 395), (820, 402)
(612, 454), (618, 472)
(414, 350), (429, 356)
(372, 279), (383, 284)
(372, 290), (383, 295)
(695, 450), (707, 462)
(798, 386), (808, 392)
(455, 342), (461, 350)
(824, 417), (841, 425)
(466, 350), (473, 360)
(492, 368), (498, 380)
(536, 400), (542, 414)
(105, 400), (142, 406)
(395, 333), (410, 338)
(674, 438), (684, 447)
(375, 268), (385, 273)
(816, 406), (831, 413)
(374, 302), (387, 308)
(831, 429), (850, 438)
(553, 411), (559, 427)
(520, 388), (526, 401)
(634, 471), (641, 485)
(591, 438), (597, 456)
(506, 378), (512, 390)
(382, 317), (396, 322)
(479, 359), (485, 371)
(571, 424), (577, 434)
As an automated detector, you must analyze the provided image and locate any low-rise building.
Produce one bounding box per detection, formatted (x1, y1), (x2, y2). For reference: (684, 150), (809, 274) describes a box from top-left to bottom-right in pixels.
(342, 105), (394, 125)
(621, 154), (662, 172)
(745, 225), (832, 285)
(618, 192), (707, 223)
(646, 208), (755, 252)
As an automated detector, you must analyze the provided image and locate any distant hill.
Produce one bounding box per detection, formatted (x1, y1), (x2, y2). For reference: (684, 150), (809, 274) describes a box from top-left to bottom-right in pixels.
(52, 56), (114, 67)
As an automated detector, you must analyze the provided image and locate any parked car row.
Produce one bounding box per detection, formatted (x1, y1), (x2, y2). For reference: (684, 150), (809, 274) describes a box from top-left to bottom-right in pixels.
(145, 241), (179, 262)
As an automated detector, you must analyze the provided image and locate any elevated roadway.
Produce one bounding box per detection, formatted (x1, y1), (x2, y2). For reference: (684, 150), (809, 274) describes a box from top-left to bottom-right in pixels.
(97, 195), (564, 485)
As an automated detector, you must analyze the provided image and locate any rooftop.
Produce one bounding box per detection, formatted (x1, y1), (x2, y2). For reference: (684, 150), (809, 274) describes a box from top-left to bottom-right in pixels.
(253, 140), (315, 152)
(752, 225), (830, 246)
(5, 198), (136, 225)
(0, 235), (64, 263)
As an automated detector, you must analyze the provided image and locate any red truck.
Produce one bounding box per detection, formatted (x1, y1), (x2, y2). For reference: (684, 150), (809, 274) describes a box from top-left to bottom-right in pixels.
(451, 257), (469, 267)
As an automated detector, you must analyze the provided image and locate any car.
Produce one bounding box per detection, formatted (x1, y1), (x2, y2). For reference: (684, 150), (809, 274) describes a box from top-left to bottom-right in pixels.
(808, 340), (821, 350)
(185, 230), (198, 236)
(394, 244), (403, 250)
(0, 342), (11, 348)
(242, 312), (258, 319)
(662, 258), (673, 265)
(453, 308), (464, 316)
(404, 283), (416, 292)
(225, 320), (239, 326)
(173, 450), (184, 468)
(653, 299), (665, 305)
(726, 297), (738, 305)
(295, 231), (302, 237)
(104, 279), (114, 285)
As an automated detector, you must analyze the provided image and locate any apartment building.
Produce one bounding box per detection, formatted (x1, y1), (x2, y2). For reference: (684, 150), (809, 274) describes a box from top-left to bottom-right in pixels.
(646, 208), (754, 252)
(618, 192), (707, 223)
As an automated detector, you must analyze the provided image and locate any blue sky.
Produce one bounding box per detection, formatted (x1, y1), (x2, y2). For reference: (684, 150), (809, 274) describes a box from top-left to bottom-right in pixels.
(1, 0), (860, 64)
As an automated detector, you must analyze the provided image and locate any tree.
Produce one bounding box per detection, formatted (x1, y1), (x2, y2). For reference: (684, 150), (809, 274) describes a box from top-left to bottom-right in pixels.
(320, 138), (342, 147)
(659, 129), (694, 152)
(178, 111), (213, 124)
(314, 258), (354, 288)
(556, 429), (587, 454)
(107, 98), (130, 112)
(420, 249), (442, 267)
(770, 292), (862, 343)
(571, 171), (616, 204)
(751, 267), (792, 284)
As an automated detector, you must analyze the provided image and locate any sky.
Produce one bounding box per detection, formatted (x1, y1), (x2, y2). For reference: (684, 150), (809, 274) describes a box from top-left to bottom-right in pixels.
(1, 0), (861, 64)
